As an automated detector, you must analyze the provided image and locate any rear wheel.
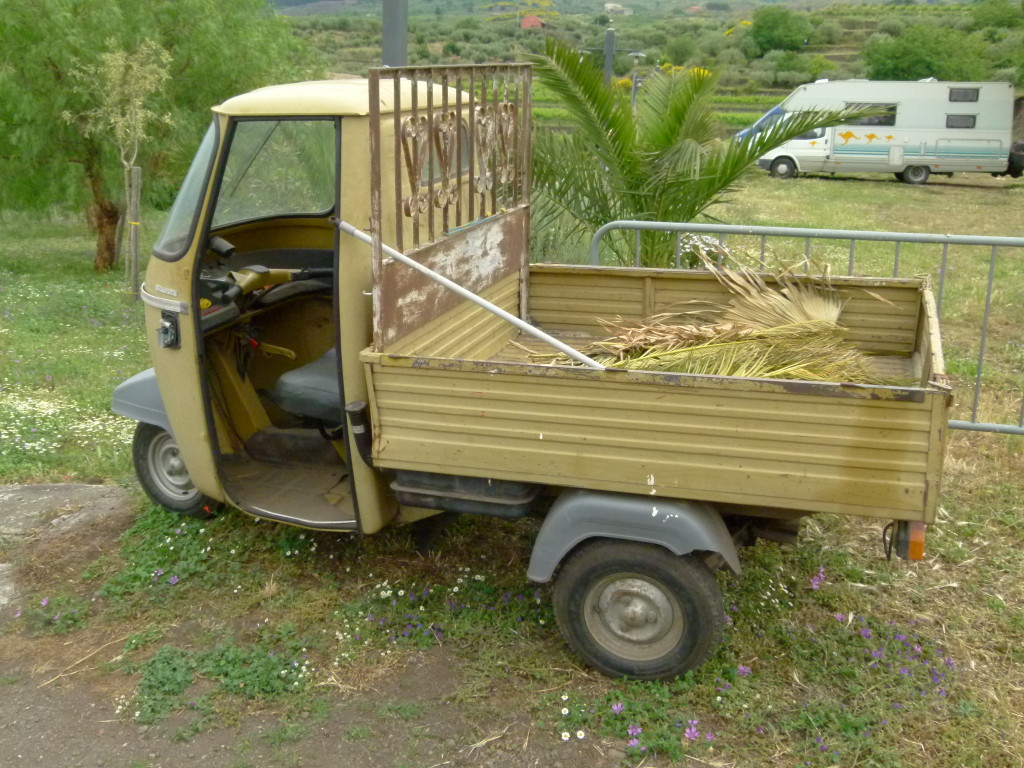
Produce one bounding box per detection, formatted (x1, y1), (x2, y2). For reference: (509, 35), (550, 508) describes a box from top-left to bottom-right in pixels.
(770, 157), (798, 179)
(901, 165), (930, 185)
(132, 423), (213, 516)
(553, 540), (723, 680)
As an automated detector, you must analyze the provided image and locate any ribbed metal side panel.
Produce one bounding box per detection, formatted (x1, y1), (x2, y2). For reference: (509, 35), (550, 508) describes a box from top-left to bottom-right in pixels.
(383, 272), (520, 359)
(528, 266), (920, 355)
(366, 360), (945, 521)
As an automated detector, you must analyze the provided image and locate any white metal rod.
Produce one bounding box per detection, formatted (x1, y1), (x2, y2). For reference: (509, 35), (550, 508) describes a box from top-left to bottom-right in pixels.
(338, 221), (605, 370)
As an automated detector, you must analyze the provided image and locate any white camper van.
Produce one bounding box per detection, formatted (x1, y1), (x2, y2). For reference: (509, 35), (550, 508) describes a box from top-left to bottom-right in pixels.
(742, 79), (1022, 184)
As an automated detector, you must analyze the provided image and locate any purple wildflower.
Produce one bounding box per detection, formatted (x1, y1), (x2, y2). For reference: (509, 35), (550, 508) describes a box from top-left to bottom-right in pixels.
(684, 725), (699, 741)
(611, 702), (624, 715)
(738, 664), (751, 677)
(40, 598), (48, 607)
(860, 628), (872, 639)
(168, 575), (179, 585)
(705, 732), (715, 741)
(810, 566), (825, 590)
(627, 738), (640, 748)
(627, 724), (642, 737)
(834, 612), (846, 622)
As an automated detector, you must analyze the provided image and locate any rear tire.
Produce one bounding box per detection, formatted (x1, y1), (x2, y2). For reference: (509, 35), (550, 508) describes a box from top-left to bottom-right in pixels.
(901, 165), (929, 185)
(132, 423), (213, 516)
(770, 157), (798, 179)
(553, 540), (723, 680)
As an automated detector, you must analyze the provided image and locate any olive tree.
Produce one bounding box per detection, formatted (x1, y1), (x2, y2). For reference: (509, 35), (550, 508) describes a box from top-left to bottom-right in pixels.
(0, 0), (318, 271)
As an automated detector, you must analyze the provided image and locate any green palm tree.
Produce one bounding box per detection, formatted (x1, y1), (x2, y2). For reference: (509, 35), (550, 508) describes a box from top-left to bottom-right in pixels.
(530, 38), (865, 268)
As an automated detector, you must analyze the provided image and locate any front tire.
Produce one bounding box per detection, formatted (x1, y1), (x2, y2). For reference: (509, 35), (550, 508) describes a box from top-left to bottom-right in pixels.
(132, 423), (213, 516)
(553, 540), (723, 680)
(901, 165), (929, 185)
(770, 157), (798, 179)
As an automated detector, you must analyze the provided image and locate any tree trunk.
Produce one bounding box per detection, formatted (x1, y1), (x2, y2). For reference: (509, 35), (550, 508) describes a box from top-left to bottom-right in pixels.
(89, 198), (120, 272)
(84, 144), (122, 272)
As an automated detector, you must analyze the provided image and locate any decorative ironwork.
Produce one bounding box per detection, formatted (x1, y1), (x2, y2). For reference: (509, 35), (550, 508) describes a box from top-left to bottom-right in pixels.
(431, 110), (459, 210)
(370, 65), (532, 253)
(400, 115), (430, 218)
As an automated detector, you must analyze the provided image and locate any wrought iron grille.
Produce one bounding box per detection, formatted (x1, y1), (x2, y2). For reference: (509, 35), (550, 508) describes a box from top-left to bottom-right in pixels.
(368, 65), (532, 254)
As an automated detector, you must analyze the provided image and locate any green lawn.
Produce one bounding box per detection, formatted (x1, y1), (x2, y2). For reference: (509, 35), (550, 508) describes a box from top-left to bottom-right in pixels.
(2, 172), (1023, 765)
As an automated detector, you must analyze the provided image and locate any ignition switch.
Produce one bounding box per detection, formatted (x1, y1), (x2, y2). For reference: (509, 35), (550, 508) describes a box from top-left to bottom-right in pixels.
(158, 310), (180, 349)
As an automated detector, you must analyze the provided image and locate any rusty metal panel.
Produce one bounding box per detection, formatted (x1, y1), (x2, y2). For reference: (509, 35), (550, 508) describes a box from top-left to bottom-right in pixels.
(376, 206), (528, 349)
(384, 272), (520, 359)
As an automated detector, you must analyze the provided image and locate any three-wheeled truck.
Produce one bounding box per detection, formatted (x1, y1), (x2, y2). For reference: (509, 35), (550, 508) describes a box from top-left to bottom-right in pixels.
(113, 65), (952, 680)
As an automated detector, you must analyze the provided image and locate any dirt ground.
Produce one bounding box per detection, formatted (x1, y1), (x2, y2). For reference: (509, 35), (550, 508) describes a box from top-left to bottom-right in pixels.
(0, 485), (628, 768)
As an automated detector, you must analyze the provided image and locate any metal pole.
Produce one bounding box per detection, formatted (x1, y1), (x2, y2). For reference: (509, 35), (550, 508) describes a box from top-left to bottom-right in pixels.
(603, 26), (615, 86)
(128, 165), (141, 301)
(337, 221), (605, 370)
(382, 0), (408, 67)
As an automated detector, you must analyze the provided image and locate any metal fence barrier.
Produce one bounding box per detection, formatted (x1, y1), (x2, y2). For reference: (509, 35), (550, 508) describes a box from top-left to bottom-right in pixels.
(589, 220), (1024, 436)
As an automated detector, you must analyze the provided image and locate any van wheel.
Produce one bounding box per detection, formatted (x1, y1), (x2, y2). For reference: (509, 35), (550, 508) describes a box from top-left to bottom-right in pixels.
(901, 166), (930, 185)
(770, 157), (798, 179)
(132, 423), (213, 516)
(553, 540), (723, 680)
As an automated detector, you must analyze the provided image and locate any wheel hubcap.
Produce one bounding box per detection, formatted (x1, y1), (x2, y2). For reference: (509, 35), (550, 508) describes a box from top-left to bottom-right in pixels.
(584, 575), (684, 662)
(148, 432), (199, 500)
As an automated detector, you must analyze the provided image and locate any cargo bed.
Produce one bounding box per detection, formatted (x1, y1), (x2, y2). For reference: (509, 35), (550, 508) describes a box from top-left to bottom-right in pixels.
(361, 262), (951, 524)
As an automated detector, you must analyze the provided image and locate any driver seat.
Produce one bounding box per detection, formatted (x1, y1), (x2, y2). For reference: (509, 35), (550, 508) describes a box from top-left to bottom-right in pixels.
(270, 349), (343, 429)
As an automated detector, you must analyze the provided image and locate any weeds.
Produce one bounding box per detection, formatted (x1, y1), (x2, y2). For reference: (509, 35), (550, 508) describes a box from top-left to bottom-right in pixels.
(3, 185), (1024, 765)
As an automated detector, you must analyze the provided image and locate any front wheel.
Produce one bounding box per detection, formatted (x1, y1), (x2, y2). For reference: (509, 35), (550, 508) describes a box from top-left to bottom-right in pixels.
(553, 540), (723, 680)
(132, 423), (213, 516)
(901, 165), (930, 185)
(770, 157), (798, 179)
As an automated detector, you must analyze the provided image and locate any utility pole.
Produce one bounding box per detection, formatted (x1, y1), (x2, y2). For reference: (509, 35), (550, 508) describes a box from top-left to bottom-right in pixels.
(382, 0), (408, 67)
(603, 26), (616, 85)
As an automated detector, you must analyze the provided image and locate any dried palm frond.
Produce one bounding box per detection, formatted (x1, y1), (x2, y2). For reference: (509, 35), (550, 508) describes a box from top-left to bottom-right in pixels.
(594, 319), (879, 383)
(540, 257), (905, 384)
(697, 254), (846, 329)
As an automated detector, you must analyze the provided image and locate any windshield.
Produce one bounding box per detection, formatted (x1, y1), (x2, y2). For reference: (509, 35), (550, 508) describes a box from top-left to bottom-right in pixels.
(153, 123), (218, 261)
(211, 119), (336, 229)
(750, 106), (786, 135)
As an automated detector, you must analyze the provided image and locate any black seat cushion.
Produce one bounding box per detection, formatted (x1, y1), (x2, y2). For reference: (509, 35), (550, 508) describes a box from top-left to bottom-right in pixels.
(270, 349), (342, 424)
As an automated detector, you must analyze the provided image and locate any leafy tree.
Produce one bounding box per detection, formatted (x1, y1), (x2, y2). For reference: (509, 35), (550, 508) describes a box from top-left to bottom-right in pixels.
(0, 0), (317, 271)
(864, 24), (990, 81)
(750, 7), (813, 54)
(529, 38), (864, 267)
(666, 36), (698, 66)
(971, 0), (1023, 30)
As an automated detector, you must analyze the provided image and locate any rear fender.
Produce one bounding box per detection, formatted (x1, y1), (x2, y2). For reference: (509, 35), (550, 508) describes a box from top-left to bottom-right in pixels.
(112, 368), (171, 433)
(527, 490), (740, 582)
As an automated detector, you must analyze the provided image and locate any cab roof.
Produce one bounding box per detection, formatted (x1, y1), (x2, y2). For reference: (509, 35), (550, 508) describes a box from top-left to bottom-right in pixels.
(213, 77), (467, 118)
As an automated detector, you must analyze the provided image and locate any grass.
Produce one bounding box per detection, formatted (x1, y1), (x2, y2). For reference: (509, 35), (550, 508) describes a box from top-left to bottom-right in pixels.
(2, 174), (1024, 765)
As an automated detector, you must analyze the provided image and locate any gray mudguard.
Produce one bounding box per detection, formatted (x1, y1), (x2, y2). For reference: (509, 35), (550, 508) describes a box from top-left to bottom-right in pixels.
(527, 489), (740, 582)
(111, 368), (172, 433)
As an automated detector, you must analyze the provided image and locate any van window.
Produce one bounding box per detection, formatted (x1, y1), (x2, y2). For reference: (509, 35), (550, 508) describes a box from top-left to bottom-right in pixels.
(795, 126), (826, 140)
(949, 88), (979, 103)
(845, 103), (897, 127)
(946, 114), (977, 129)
